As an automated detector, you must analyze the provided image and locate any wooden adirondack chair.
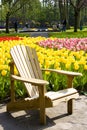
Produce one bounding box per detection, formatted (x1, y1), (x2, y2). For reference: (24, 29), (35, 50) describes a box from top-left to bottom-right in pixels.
(7, 45), (82, 124)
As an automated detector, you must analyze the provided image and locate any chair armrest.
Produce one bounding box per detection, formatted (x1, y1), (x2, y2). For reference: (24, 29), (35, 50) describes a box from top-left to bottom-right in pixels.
(41, 68), (82, 77)
(41, 68), (82, 88)
(11, 75), (49, 86)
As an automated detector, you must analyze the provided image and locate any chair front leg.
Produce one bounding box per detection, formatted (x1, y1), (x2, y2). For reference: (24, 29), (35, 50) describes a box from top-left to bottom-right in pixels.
(9, 61), (15, 102)
(38, 85), (46, 125)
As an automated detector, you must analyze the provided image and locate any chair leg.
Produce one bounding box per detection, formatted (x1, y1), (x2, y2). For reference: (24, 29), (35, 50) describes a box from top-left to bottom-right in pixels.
(40, 107), (46, 125)
(67, 99), (73, 114)
(39, 86), (46, 125)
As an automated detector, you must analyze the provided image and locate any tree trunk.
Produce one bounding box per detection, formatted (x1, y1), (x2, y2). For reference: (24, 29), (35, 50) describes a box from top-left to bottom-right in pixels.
(59, 0), (64, 23)
(66, 0), (70, 29)
(77, 11), (81, 28)
(6, 12), (10, 33)
(74, 10), (79, 32)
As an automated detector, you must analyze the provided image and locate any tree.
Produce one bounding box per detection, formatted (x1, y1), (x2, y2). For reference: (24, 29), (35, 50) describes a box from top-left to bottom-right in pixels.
(40, 0), (60, 25)
(69, 0), (87, 32)
(1, 0), (29, 33)
(18, 0), (41, 27)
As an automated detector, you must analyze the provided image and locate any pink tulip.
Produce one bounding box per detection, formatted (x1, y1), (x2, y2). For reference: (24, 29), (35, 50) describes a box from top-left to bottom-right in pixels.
(38, 38), (87, 51)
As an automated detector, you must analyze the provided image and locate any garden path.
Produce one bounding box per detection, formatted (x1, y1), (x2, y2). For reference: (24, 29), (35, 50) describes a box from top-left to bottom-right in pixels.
(0, 95), (87, 130)
(29, 31), (48, 37)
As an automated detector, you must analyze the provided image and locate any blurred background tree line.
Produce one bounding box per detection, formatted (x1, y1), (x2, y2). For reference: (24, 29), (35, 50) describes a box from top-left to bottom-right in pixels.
(0, 0), (87, 33)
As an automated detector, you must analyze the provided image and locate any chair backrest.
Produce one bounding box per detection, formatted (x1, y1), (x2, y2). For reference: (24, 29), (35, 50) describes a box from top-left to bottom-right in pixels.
(10, 45), (43, 98)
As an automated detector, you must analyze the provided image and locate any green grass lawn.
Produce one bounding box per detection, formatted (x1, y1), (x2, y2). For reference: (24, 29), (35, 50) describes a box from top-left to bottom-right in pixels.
(49, 27), (87, 38)
(0, 32), (30, 37)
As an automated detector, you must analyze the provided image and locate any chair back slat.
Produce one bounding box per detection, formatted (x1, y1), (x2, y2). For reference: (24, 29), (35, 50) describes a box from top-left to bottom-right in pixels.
(25, 46), (42, 79)
(10, 45), (43, 97)
(32, 48), (43, 79)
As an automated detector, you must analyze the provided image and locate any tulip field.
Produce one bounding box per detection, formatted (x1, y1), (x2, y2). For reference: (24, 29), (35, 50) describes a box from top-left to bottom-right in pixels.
(0, 36), (87, 100)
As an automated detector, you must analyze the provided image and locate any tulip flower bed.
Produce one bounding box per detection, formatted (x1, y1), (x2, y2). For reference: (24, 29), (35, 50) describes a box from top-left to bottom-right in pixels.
(0, 36), (23, 41)
(38, 38), (87, 51)
(0, 36), (87, 100)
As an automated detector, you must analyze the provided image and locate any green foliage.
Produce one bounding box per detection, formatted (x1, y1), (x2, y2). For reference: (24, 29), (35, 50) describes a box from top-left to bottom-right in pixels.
(47, 73), (67, 91)
(14, 81), (27, 98)
(0, 75), (27, 100)
(0, 72), (10, 100)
